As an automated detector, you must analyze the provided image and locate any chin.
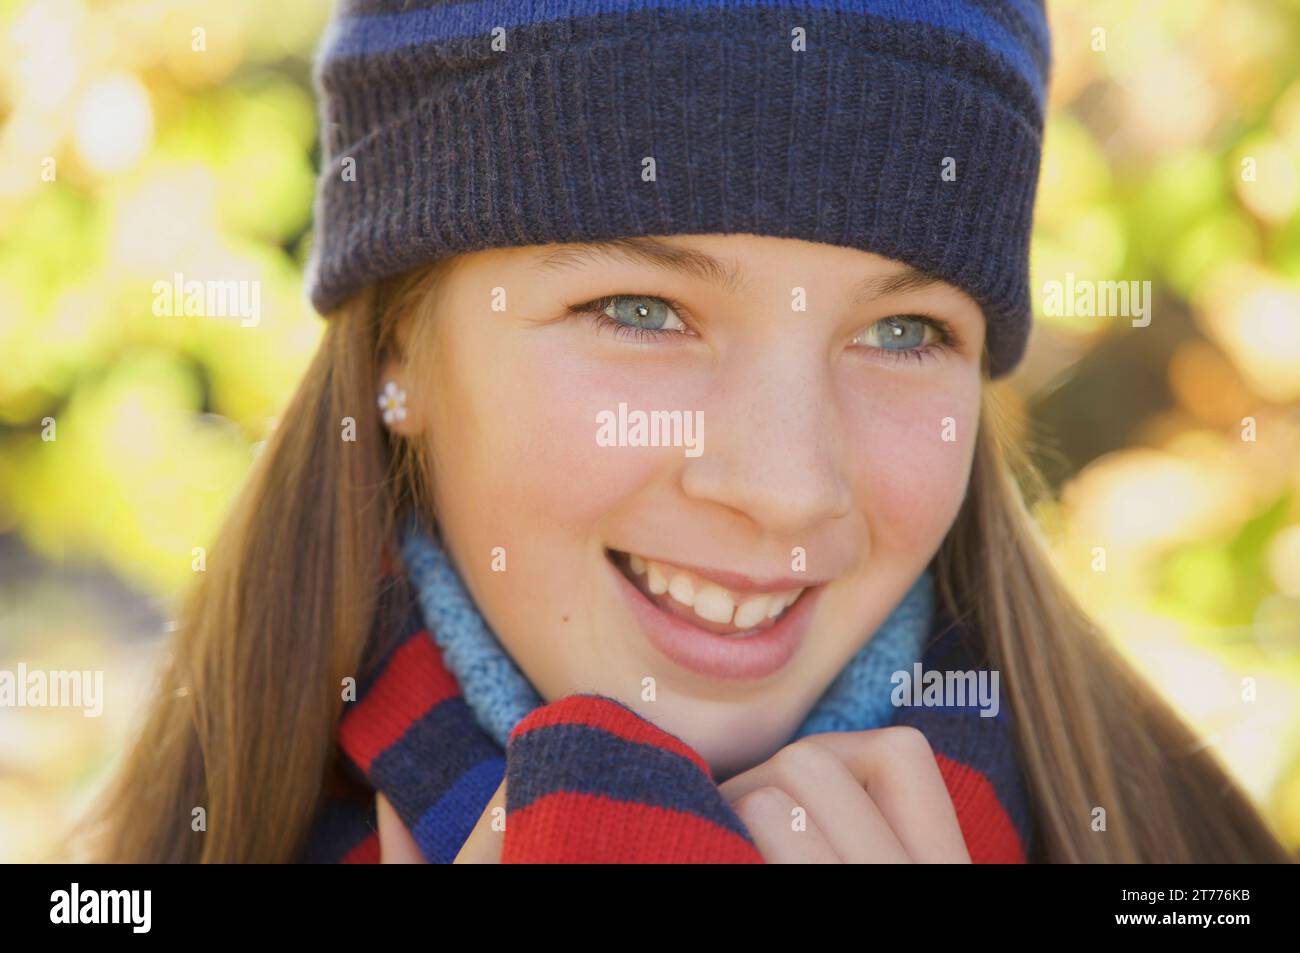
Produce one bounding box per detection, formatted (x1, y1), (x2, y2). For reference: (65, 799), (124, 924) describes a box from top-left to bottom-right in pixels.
(623, 690), (798, 781)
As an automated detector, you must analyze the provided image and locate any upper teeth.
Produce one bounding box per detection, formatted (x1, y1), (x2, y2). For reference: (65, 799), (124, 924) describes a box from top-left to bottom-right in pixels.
(627, 554), (803, 629)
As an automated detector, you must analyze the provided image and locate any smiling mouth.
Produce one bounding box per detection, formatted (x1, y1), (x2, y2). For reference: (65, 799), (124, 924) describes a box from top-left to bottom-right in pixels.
(606, 549), (808, 637)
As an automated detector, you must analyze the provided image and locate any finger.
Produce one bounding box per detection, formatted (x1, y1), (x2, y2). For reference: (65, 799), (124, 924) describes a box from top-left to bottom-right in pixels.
(719, 739), (911, 863)
(730, 785), (840, 863)
(376, 793), (426, 863)
(804, 727), (970, 863)
(453, 778), (507, 864)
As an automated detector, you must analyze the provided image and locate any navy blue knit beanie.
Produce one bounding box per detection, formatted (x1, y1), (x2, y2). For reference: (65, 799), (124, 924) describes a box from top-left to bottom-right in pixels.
(307, 0), (1052, 378)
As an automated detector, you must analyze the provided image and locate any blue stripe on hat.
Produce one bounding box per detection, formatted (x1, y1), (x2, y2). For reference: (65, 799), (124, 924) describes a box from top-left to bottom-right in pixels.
(1000, 0), (1051, 55)
(322, 0), (1046, 106)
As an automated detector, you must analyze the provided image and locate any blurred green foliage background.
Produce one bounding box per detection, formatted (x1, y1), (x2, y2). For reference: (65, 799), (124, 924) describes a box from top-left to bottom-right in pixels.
(0, 0), (1297, 861)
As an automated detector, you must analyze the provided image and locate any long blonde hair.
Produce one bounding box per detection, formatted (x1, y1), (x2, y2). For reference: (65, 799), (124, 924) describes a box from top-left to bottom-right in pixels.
(81, 261), (1294, 863)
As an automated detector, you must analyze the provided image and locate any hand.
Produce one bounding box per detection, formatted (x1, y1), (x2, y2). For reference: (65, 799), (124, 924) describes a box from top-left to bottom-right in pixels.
(376, 792), (425, 863)
(717, 727), (971, 863)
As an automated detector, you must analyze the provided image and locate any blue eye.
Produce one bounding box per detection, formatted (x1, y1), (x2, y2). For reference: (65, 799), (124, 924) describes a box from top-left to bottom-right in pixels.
(568, 293), (692, 342)
(853, 315), (938, 350)
(600, 295), (687, 332)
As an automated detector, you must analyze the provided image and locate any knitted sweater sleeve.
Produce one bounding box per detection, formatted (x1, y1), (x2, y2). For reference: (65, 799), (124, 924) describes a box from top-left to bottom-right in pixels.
(329, 627), (763, 863)
(501, 694), (764, 863)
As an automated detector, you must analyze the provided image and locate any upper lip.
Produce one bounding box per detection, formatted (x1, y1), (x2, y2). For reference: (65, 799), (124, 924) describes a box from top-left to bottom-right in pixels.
(611, 549), (829, 594)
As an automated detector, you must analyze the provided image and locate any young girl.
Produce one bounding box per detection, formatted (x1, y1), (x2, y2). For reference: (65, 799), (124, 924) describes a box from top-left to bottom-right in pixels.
(90, 0), (1291, 863)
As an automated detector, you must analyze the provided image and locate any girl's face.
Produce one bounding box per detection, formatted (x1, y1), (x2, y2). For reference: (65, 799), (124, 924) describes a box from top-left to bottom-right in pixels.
(389, 233), (985, 779)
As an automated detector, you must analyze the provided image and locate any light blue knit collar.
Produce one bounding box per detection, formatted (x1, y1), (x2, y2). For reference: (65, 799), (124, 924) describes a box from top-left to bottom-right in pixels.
(400, 523), (934, 750)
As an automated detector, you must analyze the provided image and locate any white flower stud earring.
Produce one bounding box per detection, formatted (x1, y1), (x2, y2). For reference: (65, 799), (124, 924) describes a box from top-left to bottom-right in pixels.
(378, 381), (407, 426)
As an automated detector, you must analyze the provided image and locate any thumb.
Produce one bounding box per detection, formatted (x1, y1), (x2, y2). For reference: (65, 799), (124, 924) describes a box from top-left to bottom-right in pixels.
(377, 792), (427, 863)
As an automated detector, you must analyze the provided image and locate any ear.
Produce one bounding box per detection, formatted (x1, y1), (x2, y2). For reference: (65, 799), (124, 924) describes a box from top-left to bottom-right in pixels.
(376, 357), (423, 437)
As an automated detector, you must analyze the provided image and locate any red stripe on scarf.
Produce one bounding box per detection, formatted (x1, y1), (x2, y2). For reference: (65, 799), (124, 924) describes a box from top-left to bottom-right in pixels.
(936, 752), (1027, 863)
(339, 632), (460, 774)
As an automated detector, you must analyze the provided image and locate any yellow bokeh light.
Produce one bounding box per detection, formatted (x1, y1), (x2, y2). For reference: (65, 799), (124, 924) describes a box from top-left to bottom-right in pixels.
(73, 72), (153, 174)
(1195, 264), (1300, 403)
(1062, 448), (1242, 554)
(8, 0), (84, 111)
(1234, 141), (1300, 224)
(109, 165), (220, 276)
(1268, 526), (1300, 599)
(1122, 50), (1218, 153)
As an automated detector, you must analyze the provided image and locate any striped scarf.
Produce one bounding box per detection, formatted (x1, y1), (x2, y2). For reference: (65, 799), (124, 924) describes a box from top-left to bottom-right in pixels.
(298, 527), (1036, 863)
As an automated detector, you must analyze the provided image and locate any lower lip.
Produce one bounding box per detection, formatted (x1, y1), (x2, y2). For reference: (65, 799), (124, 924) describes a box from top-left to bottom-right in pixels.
(609, 556), (820, 682)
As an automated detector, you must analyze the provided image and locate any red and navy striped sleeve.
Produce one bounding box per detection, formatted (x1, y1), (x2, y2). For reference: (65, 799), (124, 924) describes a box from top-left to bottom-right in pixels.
(299, 625), (764, 863)
(337, 630), (507, 862)
(502, 694), (764, 863)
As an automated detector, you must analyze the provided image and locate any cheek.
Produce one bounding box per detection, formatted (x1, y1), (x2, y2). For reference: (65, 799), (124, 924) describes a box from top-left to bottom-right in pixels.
(428, 330), (678, 532)
(844, 378), (978, 551)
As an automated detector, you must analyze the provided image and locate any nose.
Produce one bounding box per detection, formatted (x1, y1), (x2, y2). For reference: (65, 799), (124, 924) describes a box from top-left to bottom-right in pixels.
(680, 349), (853, 538)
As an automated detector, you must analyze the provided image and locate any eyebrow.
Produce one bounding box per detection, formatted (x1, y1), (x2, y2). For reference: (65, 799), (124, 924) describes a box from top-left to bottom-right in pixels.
(847, 267), (944, 304)
(531, 236), (942, 304)
(532, 237), (750, 295)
